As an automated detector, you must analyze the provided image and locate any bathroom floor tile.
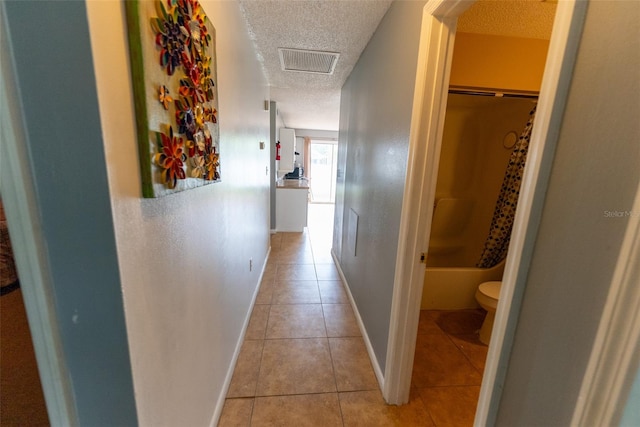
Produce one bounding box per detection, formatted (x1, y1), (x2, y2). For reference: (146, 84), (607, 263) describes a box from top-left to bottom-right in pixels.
(418, 310), (446, 336)
(319, 281), (348, 304)
(449, 334), (488, 374)
(418, 386), (481, 427)
(339, 389), (434, 427)
(226, 340), (264, 398)
(412, 333), (482, 387)
(271, 280), (321, 304)
(432, 309), (485, 335)
(255, 338), (336, 396)
(266, 304), (326, 338)
(329, 337), (378, 392)
(218, 398), (254, 426)
(323, 304), (361, 337)
(277, 264), (317, 281)
(252, 393), (342, 426)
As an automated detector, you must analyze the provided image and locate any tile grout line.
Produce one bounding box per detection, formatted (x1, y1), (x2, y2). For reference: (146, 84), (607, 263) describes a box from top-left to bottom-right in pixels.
(248, 266), (273, 425)
(248, 239), (280, 424)
(312, 224), (347, 426)
(230, 219), (353, 425)
(263, 231), (338, 412)
(302, 222), (346, 424)
(440, 327), (486, 379)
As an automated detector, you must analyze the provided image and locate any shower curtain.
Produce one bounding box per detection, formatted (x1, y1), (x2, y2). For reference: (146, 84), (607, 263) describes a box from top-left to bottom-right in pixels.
(477, 105), (537, 268)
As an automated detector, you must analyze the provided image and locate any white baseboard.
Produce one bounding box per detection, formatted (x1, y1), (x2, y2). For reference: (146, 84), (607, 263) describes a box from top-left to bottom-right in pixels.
(210, 246), (271, 427)
(331, 249), (385, 391)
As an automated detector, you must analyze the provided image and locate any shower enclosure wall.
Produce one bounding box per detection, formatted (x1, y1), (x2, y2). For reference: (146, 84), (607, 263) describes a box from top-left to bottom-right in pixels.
(421, 93), (535, 309)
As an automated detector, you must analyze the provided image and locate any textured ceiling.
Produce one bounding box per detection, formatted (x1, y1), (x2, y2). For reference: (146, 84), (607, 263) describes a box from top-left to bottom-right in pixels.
(239, 0), (393, 131)
(239, 0), (556, 132)
(458, 0), (557, 40)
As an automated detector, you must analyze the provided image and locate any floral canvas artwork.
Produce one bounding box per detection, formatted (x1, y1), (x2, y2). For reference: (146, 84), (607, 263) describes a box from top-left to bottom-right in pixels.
(126, 0), (220, 197)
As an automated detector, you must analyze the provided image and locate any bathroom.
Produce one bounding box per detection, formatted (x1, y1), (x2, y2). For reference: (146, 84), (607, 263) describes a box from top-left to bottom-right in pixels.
(417, 0), (555, 330)
(418, 17), (554, 325)
(410, 2), (556, 422)
(412, 89), (538, 404)
(420, 92), (536, 313)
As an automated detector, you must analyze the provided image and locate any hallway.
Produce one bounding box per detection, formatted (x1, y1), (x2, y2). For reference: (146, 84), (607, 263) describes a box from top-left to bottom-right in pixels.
(218, 204), (482, 426)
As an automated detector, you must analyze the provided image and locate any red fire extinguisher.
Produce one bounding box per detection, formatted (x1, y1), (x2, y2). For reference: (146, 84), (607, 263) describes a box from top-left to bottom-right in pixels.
(276, 141), (281, 160)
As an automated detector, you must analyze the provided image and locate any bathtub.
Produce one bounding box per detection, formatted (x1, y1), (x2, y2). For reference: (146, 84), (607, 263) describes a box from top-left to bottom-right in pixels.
(420, 258), (506, 310)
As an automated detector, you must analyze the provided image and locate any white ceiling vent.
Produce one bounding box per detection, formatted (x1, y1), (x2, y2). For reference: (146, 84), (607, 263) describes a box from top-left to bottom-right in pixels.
(278, 48), (340, 75)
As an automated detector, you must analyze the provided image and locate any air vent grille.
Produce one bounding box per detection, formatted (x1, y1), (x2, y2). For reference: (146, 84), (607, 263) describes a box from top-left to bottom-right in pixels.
(278, 48), (340, 75)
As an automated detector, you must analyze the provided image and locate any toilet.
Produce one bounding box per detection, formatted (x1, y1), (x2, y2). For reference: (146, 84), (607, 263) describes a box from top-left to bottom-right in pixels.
(475, 281), (502, 345)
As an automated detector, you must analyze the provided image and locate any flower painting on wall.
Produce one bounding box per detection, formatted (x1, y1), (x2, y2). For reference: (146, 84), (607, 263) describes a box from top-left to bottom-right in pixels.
(125, 0), (220, 198)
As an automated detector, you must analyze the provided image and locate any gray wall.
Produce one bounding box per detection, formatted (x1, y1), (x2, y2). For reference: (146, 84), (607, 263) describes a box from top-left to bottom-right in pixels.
(3, 1), (137, 424)
(495, 2), (640, 425)
(621, 366), (640, 426)
(334, 0), (426, 372)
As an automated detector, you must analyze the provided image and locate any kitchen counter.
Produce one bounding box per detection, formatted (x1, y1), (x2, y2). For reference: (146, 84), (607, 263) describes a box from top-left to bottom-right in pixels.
(276, 178), (309, 189)
(275, 178), (309, 232)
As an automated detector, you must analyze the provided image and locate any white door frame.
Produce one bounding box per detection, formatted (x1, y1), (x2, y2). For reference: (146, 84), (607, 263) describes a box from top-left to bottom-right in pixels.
(384, 2), (588, 425)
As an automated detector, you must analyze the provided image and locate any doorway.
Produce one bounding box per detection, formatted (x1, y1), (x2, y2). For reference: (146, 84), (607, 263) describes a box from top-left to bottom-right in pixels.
(413, 91), (538, 424)
(309, 140), (338, 204)
(383, 1), (588, 424)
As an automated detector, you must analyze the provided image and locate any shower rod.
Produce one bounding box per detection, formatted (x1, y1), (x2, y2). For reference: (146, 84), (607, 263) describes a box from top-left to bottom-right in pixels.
(448, 89), (539, 100)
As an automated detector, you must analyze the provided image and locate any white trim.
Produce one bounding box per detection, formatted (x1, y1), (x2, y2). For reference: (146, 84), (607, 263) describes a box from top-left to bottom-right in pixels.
(210, 246), (271, 427)
(383, 2), (465, 404)
(424, 0), (473, 17)
(385, 0), (587, 421)
(571, 185), (640, 425)
(332, 250), (385, 389)
(0, 4), (77, 425)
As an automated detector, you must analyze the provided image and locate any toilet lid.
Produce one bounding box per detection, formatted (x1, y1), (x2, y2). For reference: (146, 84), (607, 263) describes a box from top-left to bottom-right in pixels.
(479, 281), (502, 300)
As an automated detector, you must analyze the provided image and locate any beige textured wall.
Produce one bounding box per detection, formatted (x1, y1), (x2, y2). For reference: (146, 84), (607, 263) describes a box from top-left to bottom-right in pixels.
(427, 94), (534, 268)
(450, 33), (550, 94)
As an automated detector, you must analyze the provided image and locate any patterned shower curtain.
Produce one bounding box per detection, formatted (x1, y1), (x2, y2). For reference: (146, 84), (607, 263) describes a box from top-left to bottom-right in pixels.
(477, 105), (537, 268)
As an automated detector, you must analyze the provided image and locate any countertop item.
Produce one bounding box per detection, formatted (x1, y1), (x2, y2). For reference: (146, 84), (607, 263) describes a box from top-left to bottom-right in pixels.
(276, 178), (309, 189)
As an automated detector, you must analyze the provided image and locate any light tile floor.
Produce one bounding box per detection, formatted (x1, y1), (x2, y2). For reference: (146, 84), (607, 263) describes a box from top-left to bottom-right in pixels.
(219, 204), (487, 426)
